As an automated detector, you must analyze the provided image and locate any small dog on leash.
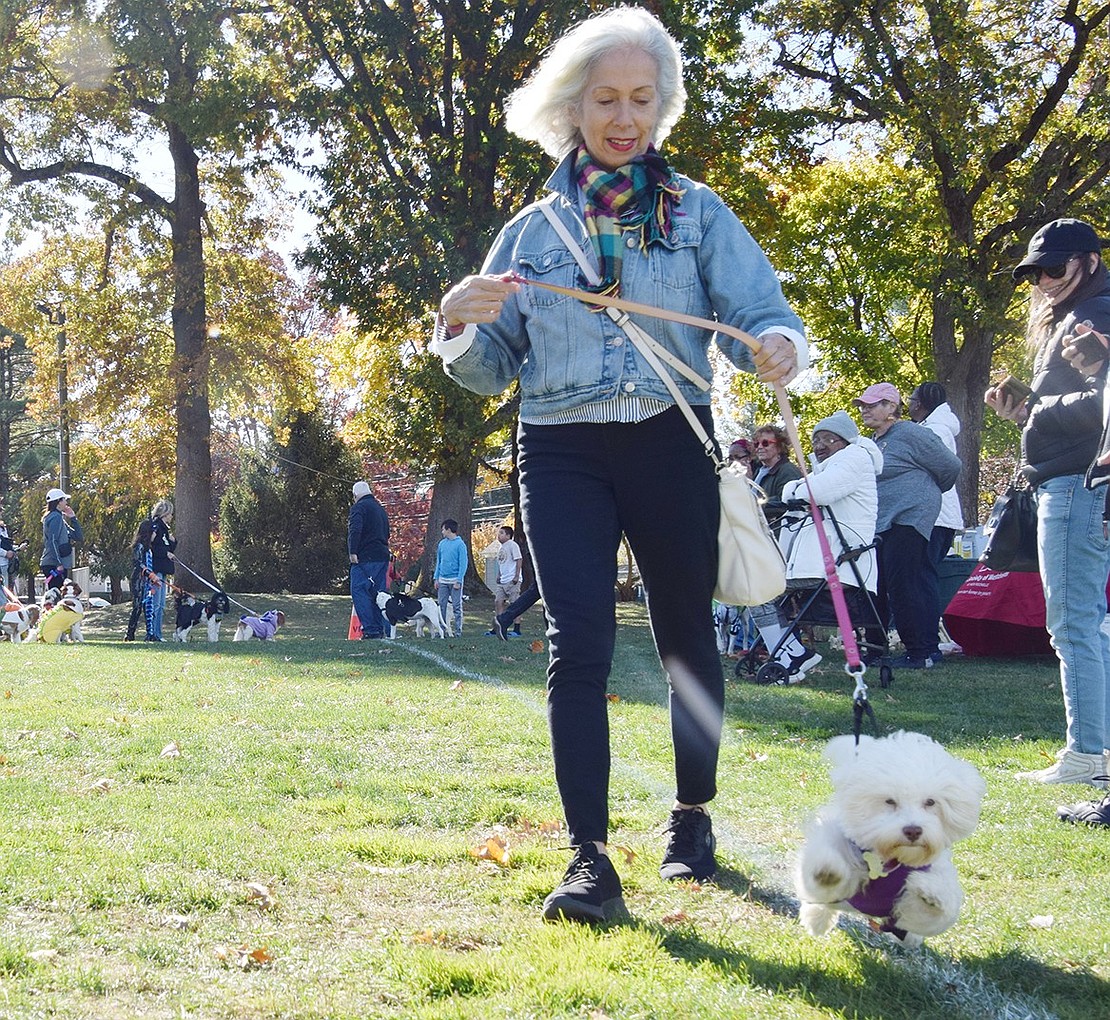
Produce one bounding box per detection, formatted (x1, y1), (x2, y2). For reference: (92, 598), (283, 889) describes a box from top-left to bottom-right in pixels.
(795, 730), (986, 945)
(375, 590), (449, 638)
(173, 590), (231, 642)
(1, 598), (40, 642)
(233, 610), (284, 641)
(35, 580), (109, 643)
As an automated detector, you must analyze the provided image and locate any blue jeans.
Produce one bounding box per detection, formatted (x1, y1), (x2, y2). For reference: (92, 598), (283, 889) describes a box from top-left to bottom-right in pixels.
(350, 561), (388, 637)
(437, 581), (463, 635)
(518, 406), (723, 846)
(150, 573), (168, 638)
(1036, 474), (1110, 755)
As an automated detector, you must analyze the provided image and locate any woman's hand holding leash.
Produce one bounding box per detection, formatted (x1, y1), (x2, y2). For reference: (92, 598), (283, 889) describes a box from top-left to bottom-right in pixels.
(439, 273), (520, 330)
(753, 332), (798, 385)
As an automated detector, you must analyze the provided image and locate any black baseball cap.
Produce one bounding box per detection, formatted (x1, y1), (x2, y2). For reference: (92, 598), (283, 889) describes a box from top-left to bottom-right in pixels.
(1013, 218), (1104, 279)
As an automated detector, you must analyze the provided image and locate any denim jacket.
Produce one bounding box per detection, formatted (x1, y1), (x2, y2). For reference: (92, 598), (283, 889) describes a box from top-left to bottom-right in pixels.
(443, 153), (806, 420)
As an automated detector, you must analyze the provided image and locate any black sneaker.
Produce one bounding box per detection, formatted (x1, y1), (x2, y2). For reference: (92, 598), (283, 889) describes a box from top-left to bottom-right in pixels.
(1057, 788), (1110, 826)
(660, 808), (717, 881)
(492, 617), (508, 641)
(542, 843), (624, 923)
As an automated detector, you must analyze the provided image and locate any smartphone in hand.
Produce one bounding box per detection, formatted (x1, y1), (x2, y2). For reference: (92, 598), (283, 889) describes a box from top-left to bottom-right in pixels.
(995, 374), (1033, 405)
(1068, 328), (1108, 365)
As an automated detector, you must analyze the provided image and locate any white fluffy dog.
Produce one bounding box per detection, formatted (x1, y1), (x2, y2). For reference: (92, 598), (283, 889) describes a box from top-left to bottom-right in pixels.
(375, 590), (448, 638)
(795, 731), (986, 945)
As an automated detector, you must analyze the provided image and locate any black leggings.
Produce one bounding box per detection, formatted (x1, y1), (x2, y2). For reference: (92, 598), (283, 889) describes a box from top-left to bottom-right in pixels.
(518, 406), (724, 845)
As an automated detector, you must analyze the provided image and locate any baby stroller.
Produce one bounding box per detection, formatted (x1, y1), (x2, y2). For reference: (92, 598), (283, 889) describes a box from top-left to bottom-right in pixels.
(736, 501), (893, 688)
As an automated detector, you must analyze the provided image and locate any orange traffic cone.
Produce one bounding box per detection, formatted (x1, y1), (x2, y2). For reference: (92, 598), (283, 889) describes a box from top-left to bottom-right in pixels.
(348, 607), (363, 640)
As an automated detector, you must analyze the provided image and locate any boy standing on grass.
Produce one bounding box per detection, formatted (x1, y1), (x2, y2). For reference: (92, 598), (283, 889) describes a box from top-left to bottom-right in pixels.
(433, 519), (468, 637)
(492, 525), (522, 636)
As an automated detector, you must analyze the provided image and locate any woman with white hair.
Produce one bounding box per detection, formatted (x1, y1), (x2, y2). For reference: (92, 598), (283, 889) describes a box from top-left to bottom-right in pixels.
(432, 8), (807, 921)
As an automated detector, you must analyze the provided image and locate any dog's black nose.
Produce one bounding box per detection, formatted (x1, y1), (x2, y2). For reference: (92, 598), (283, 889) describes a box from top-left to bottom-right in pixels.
(903, 825), (922, 842)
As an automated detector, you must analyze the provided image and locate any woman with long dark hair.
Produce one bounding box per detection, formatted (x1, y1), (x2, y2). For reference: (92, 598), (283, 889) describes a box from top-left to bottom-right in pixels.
(986, 218), (1110, 789)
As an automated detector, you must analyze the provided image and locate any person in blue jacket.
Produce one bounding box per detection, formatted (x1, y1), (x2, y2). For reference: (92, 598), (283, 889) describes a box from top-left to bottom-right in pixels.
(348, 479), (390, 638)
(39, 487), (84, 589)
(433, 519), (468, 637)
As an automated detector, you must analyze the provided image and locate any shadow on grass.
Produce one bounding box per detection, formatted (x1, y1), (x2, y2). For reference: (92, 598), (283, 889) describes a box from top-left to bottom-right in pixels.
(585, 901), (1106, 1020)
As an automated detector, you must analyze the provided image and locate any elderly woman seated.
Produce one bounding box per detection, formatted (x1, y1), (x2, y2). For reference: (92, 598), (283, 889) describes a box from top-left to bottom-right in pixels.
(747, 410), (883, 681)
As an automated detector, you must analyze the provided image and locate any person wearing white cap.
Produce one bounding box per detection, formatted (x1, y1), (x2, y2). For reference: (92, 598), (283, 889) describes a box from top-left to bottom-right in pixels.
(348, 479), (390, 638)
(39, 487), (83, 589)
(985, 217), (1110, 796)
(854, 383), (961, 669)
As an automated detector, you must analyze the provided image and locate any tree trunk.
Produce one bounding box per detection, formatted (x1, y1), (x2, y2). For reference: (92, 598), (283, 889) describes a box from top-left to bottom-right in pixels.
(167, 123), (214, 582)
(931, 292), (996, 527)
(419, 463), (479, 595)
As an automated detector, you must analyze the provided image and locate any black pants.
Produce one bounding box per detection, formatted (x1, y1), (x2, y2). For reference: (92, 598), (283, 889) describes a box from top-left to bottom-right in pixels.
(518, 406), (723, 846)
(869, 524), (940, 659)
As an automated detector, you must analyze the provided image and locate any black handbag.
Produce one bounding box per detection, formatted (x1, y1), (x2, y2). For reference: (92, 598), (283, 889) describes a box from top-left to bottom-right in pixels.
(979, 471), (1038, 572)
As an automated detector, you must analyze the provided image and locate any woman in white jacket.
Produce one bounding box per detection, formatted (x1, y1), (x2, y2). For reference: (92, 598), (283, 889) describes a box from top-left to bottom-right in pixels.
(748, 410), (883, 680)
(908, 382), (964, 563)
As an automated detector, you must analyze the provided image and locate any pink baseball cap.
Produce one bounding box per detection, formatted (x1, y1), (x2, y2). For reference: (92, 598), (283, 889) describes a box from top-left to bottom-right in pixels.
(853, 382), (902, 406)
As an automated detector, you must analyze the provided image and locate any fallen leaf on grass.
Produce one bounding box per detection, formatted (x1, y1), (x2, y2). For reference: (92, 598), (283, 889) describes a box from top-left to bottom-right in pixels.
(660, 911), (689, 925)
(160, 913), (195, 930)
(606, 693), (620, 703)
(0, 755), (6, 765)
(88, 777), (112, 794)
(450, 679), (464, 691)
(530, 640), (544, 653)
(745, 749), (769, 762)
(609, 844), (636, 866)
(28, 949), (59, 963)
(469, 835), (510, 866)
(159, 741), (181, 759)
(498, 656), (515, 662)
(245, 882), (276, 910)
(1029, 914), (1054, 929)
(4, 690), (12, 699)
(214, 943), (273, 969)
(62, 727), (79, 741)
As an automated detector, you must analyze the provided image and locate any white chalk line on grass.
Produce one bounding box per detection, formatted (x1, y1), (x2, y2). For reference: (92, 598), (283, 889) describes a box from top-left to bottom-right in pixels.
(394, 640), (1058, 1020)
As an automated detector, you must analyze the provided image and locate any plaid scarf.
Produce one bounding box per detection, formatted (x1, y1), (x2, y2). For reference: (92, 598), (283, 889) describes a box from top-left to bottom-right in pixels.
(576, 144), (683, 296)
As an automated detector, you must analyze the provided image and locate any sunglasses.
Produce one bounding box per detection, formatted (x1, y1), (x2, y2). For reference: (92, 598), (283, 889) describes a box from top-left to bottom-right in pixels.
(754, 438), (778, 448)
(1017, 256), (1080, 284)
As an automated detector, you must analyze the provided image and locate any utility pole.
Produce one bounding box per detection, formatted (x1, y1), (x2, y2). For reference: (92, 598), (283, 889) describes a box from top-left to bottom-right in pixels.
(34, 300), (69, 492)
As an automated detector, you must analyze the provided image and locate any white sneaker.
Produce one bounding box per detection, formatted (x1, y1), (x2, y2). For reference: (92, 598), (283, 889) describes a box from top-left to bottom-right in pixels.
(1015, 748), (1108, 788)
(780, 647), (823, 684)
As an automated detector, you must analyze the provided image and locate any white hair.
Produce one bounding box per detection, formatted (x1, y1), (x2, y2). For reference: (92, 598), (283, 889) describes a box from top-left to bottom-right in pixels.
(504, 6), (687, 160)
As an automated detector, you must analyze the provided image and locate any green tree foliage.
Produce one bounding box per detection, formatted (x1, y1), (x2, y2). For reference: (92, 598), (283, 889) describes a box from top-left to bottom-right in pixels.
(752, 0), (1110, 520)
(0, 1), (305, 575)
(216, 405), (359, 594)
(286, 0), (592, 581)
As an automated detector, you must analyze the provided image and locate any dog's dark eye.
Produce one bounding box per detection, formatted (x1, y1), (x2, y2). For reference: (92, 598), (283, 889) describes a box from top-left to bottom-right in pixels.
(924, 798), (936, 808)
(885, 798), (897, 807)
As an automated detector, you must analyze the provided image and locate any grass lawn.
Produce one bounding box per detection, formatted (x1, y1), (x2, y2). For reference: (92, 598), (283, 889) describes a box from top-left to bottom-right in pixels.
(1, 593), (1108, 1019)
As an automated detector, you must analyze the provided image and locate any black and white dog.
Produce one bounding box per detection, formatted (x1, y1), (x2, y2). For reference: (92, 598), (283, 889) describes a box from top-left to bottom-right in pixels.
(375, 590), (449, 638)
(173, 591), (231, 642)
